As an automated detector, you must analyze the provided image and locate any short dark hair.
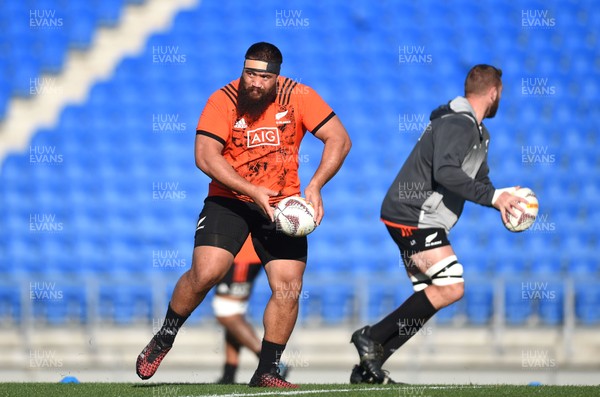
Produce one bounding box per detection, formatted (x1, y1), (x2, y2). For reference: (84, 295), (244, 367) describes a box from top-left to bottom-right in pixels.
(464, 64), (502, 96)
(245, 42), (283, 64)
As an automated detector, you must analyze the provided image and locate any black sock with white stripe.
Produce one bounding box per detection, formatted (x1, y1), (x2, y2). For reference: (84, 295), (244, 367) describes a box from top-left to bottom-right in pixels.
(256, 339), (286, 375)
(157, 303), (189, 346)
(369, 290), (437, 362)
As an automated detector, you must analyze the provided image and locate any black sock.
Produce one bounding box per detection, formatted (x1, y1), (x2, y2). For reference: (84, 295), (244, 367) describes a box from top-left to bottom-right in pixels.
(371, 291), (437, 345)
(256, 339), (285, 374)
(221, 363), (237, 382)
(157, 303), (189, 345)
(382, 291), (437, 363)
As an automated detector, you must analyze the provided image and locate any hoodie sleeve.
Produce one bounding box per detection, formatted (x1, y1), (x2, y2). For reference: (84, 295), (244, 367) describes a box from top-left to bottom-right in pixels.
(475, 157), (494, 187)
(432, 117), (495, 206)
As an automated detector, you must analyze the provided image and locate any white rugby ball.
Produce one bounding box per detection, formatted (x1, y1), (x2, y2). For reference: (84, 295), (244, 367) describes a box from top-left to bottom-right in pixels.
(274, 196), (317, 237)
(503, 187), (539, 232)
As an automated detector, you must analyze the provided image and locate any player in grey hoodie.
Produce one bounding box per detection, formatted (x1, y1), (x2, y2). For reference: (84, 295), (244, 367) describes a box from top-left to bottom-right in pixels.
(350, 65), (527, 384)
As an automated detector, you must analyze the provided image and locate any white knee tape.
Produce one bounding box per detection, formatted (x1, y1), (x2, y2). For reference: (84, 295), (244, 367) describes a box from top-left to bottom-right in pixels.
(212, 295), (249, 317)
(424, 255), (464, 286)
(410, 273), (431, 292)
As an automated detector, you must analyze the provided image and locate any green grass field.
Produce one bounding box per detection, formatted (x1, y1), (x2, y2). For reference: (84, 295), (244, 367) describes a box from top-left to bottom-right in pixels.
(0, 383), (598, 397)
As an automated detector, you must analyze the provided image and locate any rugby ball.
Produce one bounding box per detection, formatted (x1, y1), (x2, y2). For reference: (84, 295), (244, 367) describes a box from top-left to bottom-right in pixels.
(503, 187), (539, 232)
(274, 196), (317, 237)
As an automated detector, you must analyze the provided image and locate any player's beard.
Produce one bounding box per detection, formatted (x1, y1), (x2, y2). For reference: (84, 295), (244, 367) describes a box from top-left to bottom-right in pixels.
(486, 95), (501, 119)
(236, 82), (277, 125)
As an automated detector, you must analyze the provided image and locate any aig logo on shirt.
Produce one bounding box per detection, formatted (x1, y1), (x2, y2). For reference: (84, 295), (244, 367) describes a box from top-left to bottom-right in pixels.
(247, 127), (280, 148)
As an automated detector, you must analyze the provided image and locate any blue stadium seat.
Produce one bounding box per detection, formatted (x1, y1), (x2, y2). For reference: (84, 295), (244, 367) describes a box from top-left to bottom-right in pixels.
(435, 301), (460, 325)
(366, 286), (397, 323)
(573, 253), (599, 278)
(494, 250), (527, 275)
(10, 54), (41, 97)
(65, 7), (97, 49)
(7, 236), (44, 275)
(505, 281), (533, 325)
(39, 234), (79, 275)
(99, 284), (152, 324)
(36, 30), (68, 73)
(530, 251), (562, 275)
(393, 285), (413, 309)
(95, 0), (124, 26)
(538, 281), (564, 325)
(298, 279), (322, 323)
(321, 283), (354, 325)
(72, 238), (107, 275)
(39, 285), (87, 325)
(309, 242), (347, 274)
(0, 283), (21, 324)
(575, 281), (600, 325)
(247, 281), (271, 324)
(465, 280), (494, 325)
(0, 58), (10, 117)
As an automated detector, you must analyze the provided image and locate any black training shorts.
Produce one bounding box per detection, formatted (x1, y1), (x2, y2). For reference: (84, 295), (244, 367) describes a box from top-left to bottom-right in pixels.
(194, 196), (308, 264)
(386, 225), (451, 266)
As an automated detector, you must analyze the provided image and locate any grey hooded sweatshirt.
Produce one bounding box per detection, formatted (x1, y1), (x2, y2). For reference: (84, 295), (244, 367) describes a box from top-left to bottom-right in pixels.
(381, 96), (497, 233)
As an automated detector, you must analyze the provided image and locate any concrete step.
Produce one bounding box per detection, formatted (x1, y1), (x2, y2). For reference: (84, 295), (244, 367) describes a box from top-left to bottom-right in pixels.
(2, 325), (599, 371)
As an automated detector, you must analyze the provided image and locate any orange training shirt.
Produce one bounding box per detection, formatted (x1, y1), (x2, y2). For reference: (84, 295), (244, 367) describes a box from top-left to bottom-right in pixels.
(196, 76), (335, 204)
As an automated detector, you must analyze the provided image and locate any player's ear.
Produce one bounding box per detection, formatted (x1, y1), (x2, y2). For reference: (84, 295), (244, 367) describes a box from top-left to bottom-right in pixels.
(489, 86), (498, 102)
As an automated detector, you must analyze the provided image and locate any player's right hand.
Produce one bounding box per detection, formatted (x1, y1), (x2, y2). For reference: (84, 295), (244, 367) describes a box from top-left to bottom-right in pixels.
(493, 191), (528, 224)
(249, 186), (279, 222)
(304, 185), (324, 225)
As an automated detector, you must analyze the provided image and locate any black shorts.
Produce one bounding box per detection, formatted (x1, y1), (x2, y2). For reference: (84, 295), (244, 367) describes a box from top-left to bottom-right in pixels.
(386, 225), (451, 265)
(194, 196), (308, 264)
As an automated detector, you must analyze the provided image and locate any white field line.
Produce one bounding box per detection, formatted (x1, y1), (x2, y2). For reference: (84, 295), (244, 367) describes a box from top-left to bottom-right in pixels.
(187, 387), (390, 397)
(187, 385), (485, 397)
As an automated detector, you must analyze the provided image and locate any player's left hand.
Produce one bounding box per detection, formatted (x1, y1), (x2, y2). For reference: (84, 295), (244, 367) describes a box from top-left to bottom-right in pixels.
(304, 186), (323, 225)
